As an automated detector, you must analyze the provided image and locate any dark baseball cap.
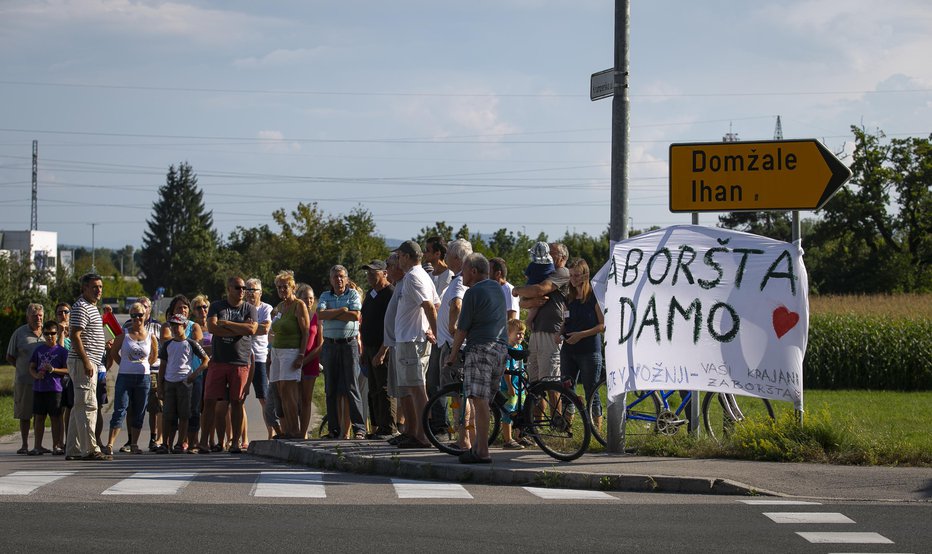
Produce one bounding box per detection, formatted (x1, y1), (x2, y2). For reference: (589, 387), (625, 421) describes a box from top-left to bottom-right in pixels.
(360, 259), (387, 271)
(392, 240), (423, 258)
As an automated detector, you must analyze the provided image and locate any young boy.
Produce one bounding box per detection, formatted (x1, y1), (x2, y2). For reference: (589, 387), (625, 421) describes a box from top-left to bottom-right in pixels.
(499, 319), (528, 449)
(158, 315), (209, 453)
(28, 321), (69, 456)
(519, 242), (554, 327)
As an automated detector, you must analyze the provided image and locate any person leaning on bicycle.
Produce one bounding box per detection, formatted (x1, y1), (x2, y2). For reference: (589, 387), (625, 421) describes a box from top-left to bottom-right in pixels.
(444, 253), (509, 464)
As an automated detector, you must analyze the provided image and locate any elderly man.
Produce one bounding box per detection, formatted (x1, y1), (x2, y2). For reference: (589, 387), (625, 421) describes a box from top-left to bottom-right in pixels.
(200, 276), (258, 454)
(435, 239), (472, 387)
(6, 303), (44, 454)
(513, 242), (570, 382)
(392, 240), (439, 448)
(374, 253), (403, 440)
(318, 265), (366, 439)
(360, 259), (395, 438)
(65, 273), (111, 460)
(445, 253), (508, 463)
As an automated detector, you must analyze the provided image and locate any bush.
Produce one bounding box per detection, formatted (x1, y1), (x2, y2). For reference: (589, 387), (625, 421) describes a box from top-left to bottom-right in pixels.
(806, 314), (932, 390)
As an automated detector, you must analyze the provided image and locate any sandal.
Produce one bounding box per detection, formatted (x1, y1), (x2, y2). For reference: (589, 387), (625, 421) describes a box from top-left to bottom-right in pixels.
(38, 446), (52, 454)
(354, 431), (367, 440)
(130, 445), (143, 455)
(101, 445), (113, 456)
(16, 447), (28, 455)
(52, 447), (65, 456)
(27, 449), (42, 456)
(458, 449), (491, 464)
(502, 440), (525, 450)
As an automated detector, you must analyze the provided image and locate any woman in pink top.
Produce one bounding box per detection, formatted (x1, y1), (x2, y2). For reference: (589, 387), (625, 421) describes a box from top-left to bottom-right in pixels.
(296, 283), (323, 439)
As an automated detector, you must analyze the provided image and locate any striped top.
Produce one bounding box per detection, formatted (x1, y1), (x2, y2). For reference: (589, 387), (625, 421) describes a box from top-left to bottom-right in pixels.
(68, 296), (105, 365)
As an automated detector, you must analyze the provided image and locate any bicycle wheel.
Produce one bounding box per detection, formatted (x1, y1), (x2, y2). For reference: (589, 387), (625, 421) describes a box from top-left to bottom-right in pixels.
(587, 382), (662, 446)
(701, 392), (775, 440)
(526, 382), (591, 461)
(422, 383), (501, 456)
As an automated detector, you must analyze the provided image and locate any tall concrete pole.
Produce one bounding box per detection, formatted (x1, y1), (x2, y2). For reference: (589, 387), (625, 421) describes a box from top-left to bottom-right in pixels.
(606, 0), (630, 453)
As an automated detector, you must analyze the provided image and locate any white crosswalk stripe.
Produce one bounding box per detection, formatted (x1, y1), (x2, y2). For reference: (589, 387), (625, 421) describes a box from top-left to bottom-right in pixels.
(0, 471), (75, 495)
(796, 532), (894, 544)
(738, 499), (821, 505)
(102, 472), (197, 495)
(391, 478), (473, 499)
(252, 471), (327, 498)
(764, 512), (855, 524)
(523, 487), (617, 500)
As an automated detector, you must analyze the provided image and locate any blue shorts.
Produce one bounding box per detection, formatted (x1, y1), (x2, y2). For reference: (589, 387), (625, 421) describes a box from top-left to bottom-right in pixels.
(251, 361), (269, 399)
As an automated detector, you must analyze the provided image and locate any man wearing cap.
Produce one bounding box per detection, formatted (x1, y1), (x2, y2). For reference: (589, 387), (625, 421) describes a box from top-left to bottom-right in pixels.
(359, 259), (395, 438)
(513, 242), (570, 382)
(392, 240), (439, 448)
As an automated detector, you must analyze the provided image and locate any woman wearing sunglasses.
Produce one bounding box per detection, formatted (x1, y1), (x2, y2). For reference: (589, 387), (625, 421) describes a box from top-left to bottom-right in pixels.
(102, 302), (158, 455)
(189, 294), (212, 450)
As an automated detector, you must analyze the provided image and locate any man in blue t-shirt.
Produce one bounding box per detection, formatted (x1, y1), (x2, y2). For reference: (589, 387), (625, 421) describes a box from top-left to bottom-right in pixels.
(445, 253), (508, 464)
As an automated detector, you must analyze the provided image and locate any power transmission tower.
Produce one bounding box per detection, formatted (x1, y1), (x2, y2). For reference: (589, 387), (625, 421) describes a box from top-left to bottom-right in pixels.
(774, 115), (783, 140)
(31, 140), (38, 230)
(723, 122), (739, 142)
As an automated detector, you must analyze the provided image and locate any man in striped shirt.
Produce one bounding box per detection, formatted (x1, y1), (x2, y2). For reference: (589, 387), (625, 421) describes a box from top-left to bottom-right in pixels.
(65, 273), (111, 460)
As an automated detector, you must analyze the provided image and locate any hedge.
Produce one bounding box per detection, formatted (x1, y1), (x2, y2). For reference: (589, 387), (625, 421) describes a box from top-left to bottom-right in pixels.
(805, 314), (932, 390)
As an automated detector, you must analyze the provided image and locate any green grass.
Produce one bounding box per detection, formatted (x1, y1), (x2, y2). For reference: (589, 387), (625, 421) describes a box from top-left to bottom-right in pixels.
(583, 385), (932, 466)
(0, 364), (18, 436)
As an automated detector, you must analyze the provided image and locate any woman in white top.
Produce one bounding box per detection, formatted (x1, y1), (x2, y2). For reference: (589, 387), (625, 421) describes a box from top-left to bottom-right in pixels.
(103, 302), (158, 455)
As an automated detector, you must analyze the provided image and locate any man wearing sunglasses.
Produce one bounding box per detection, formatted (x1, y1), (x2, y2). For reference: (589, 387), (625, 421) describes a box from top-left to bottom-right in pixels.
(199, 276), (258, 454)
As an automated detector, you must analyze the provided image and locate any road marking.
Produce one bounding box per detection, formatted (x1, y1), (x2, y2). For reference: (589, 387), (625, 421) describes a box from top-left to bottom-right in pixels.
(392, 479), (472, 499)
(523, 487), (617, 500)
(765, 512), (855, 524)
(739, 499), (821, 505)
(252, 471), (326, 498)
(102, 472), (197, 495)
(796, 532), (894, 544)
(0, 471), (74, 495)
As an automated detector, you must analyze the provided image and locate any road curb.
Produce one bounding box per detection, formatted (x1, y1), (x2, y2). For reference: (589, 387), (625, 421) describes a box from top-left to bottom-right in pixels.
(248, 439), (777, 497)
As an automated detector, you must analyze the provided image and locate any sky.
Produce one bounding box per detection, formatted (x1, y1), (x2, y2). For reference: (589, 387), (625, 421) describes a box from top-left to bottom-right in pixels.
(0, 0), (929, 250)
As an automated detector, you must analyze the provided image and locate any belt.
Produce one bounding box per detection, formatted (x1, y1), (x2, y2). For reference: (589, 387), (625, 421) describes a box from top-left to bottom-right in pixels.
(324, 336), (356, 344)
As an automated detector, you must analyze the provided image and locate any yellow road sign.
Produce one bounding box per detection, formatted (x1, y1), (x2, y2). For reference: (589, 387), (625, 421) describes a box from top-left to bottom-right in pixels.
(669, 139), (852, 212)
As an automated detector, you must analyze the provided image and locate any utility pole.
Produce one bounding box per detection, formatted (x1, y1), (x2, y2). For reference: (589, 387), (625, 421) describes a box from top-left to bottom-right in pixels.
(606, 0), (631, 454)
(90, 223), (97, 273)
(31, 140), (38, 231)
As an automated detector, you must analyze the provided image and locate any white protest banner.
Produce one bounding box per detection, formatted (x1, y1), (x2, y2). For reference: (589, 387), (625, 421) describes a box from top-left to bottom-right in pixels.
(591, 225), (808, 409)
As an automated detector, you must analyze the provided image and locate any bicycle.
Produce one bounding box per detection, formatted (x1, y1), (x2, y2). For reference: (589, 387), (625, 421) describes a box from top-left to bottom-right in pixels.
(423, 348), (591, 462)
(586, 379), (774, 446)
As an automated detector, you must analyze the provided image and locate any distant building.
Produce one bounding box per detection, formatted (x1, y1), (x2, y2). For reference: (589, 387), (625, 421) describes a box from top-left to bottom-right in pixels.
(0, 230), (59, 294)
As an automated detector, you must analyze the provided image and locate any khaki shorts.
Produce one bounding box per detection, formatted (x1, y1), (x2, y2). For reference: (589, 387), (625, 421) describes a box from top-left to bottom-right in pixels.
(13, 379), (34, 420)
(393, 341), (431, 392)
(526, 331), (562, 382)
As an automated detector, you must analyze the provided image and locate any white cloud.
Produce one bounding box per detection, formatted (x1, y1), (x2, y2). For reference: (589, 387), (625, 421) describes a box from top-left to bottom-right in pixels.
(0, 0), (287, 46)
(233, 47), (327, 69)
(257, 130), (301, 154)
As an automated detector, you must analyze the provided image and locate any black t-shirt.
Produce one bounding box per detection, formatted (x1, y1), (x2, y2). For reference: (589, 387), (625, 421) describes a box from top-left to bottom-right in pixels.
(207, 299), (257, 365)
(360, 284), (394, 348)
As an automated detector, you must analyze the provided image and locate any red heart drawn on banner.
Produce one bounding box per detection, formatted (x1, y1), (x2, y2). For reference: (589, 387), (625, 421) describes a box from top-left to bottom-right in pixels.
(772, 306), (799, 339)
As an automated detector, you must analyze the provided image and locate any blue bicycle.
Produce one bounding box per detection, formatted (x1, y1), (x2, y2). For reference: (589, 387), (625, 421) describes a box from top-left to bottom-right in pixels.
(586, 381), (774, 445)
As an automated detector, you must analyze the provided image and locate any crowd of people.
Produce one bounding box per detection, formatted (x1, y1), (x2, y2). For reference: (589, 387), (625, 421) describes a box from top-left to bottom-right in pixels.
(6, 239), (605, 464)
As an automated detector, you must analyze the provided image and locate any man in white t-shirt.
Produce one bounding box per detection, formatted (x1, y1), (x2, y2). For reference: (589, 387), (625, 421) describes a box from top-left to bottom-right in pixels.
(392, 240), (439, 448)
(490, 257), (519, 321)
(424, 236), (453, 297)
(245, 278), (273, 440)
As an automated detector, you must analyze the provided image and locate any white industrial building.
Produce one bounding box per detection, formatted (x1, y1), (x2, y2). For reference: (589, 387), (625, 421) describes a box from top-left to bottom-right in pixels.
(0, 230), (60, 292)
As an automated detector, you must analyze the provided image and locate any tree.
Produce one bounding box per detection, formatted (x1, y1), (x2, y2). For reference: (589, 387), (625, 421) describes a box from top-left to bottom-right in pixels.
(222, 203), (387, 299)
(139, 162), (219, 297)
(718, 211), (793, 242)
(806, 128), (931, 293)
(413, 221), (453, 245)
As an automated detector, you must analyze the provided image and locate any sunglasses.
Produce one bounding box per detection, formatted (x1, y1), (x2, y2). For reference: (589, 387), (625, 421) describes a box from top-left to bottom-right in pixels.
(43, 332), (58, 337)
(57, 310), (70, 315)
(194, 305), (208, 311)
(129, 313), (145, 319)
(232, 285), (247, 291)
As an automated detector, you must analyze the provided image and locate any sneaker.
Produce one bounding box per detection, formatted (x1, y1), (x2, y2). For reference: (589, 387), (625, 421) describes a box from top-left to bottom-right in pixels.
(120, 444), (133, 454)
(52, 447), (65, 456)
(148, 439), (158, 452)
(83, 451), (112, 461)
(228, 446), (242, 454)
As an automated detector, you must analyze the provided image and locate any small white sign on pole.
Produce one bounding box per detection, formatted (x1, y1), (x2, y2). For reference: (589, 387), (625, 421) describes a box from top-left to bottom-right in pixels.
(590, 68), (615, 101)
(591, 225), (808, 409)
